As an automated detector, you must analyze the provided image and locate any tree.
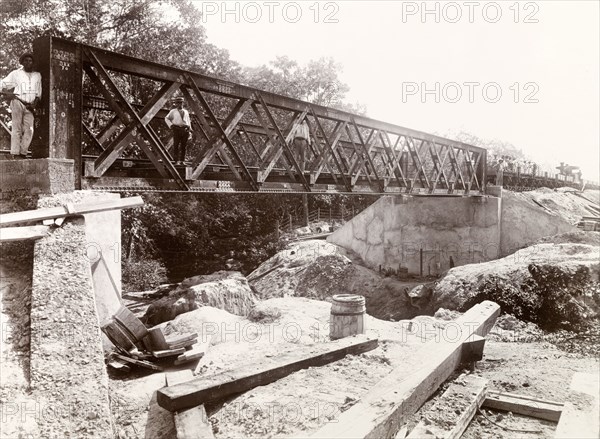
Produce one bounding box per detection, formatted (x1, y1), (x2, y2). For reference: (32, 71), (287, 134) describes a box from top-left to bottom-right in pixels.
(0, 0), (241, 77)
(242, 55), (361, 112)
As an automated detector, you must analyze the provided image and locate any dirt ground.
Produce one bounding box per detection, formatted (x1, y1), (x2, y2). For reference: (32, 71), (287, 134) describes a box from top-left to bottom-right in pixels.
(105, 297), (599, 439)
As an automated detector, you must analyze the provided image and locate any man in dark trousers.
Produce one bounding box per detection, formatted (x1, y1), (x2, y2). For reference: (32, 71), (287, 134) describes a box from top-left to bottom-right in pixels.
(0, 52), (42, 159)
(165, 96), (191, 165)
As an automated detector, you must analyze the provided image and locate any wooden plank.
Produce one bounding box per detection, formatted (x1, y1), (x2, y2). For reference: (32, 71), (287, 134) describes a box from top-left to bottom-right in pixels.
(175, 406), (215, 439)
(168, 337), (199, 350)
(311, 301), (500, 439)
(153, 348), (186, 358)
(144, 326), (169, 351)
(166, 333), (199, 347)
(461, 334), (486, 363)
(165, 370), (216, 439)
(407, 375), (488, 439)
(166, 370), (194, 387)
(0, 225), (50, 242)
(0, 196), (143, 226)
(555, 372), (599, 438)
(113, 353), (163, 371)
(482, 391), (563, 422)
(173, 334), (213, 366)
(107, 358), (131, 373)
(114, 305), (149, 341)
(158, 335), (378, 412)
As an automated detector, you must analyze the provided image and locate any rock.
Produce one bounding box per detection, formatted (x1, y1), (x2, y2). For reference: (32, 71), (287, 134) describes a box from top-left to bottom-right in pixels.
(143, 272), (257, 326)
(180, 271), (244, 288)
(144, 289), (198, 325)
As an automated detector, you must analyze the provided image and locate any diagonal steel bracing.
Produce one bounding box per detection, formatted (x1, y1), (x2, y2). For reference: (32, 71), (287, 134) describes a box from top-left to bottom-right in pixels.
(35, 36), (488, 194)
(83, 48), (188, 189)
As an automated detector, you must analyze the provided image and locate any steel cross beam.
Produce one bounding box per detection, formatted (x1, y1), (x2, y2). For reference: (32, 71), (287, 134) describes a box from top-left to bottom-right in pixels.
(184, 74), (258, 190)
(257, 109), (308, 184)
(82, 48), (188, 189)
(255, 93), (311, 191)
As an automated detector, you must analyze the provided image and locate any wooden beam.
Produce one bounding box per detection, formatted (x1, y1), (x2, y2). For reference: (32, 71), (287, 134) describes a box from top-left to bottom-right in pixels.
(407, 375), (488, 439)
(482, 391), (563, 422)
(173, 334), (212, 366)
(0, 225), (50, 242)
(555, 372), (599, 438)
(0, 196), (144, 226)
(164, 370), (216, 439)
(157, 335), (378, 412)
(461, 334), (486, 363)
(311, 301), (500, 439)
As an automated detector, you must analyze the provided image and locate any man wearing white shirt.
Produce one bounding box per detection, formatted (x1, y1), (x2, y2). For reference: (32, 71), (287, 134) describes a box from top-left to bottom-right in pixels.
(165, 96), (191, 165)
(292, 119), (311, 172)
(0, 53), (42, 159)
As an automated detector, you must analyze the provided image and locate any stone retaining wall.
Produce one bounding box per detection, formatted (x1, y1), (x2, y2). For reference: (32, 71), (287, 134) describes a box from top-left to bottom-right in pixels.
(0, 159), (74, 198)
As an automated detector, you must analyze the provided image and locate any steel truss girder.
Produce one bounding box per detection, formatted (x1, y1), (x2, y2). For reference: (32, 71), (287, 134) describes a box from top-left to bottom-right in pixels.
(38, 36), (487, 195)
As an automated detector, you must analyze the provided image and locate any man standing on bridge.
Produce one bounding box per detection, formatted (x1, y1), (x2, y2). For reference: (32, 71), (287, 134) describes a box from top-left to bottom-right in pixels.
(0, 53), (42, 159)
(165, 96), (191, 165)
(292, 119), (311, 172)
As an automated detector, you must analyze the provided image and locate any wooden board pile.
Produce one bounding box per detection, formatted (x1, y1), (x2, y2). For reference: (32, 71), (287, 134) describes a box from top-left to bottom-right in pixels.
(101, 306), (209, 372)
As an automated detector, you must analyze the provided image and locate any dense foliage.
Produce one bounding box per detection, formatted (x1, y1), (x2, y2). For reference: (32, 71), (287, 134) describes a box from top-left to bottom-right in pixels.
(121, 192), (376, 284)
(463, 264), (599, 331)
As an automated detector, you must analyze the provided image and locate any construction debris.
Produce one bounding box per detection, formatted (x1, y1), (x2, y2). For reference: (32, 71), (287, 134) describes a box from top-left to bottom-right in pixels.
(482, 391), (564, 422)
(407, 375), (488, 439)
(101, 305), (204, 372)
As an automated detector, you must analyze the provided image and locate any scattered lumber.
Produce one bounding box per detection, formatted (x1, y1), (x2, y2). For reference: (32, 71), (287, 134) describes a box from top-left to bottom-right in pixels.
(157, 335), (379, 412)
(114, 305), (149, 342)
(555, 372), (599, 438)
(0, 225), (50, 242)
(165, 369), (216, 439)
(407, 375), (488, 439)
(102, 306), (200, 371)
(311, 300), (500, 439)
(0, 196), (144, 226)
(107, 358), (131, 373)
(101, 320), (136, 352)
(167, 333), (199, 350)
(482, 391), (563, 422)
(144, 327), (169, 351)
(174, 334), (212, 366)
(113, 353), (163, 372)
(153, 348), (186, 359)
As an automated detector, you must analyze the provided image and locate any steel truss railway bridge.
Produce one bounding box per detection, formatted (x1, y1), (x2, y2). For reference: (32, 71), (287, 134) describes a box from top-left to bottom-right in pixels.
(1, 36), (591, 195)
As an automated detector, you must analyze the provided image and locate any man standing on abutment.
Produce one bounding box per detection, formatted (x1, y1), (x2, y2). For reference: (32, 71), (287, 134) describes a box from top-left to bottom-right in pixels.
(1, 53), (42, 159)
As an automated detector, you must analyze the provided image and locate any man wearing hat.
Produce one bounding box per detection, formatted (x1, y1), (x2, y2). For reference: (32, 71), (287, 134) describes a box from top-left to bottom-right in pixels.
(0, 53), (42, 159)
(165, 96), (191, 165)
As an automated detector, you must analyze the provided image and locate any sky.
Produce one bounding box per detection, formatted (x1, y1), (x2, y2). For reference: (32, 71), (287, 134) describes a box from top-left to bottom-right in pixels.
(199, 0), (600, 180)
